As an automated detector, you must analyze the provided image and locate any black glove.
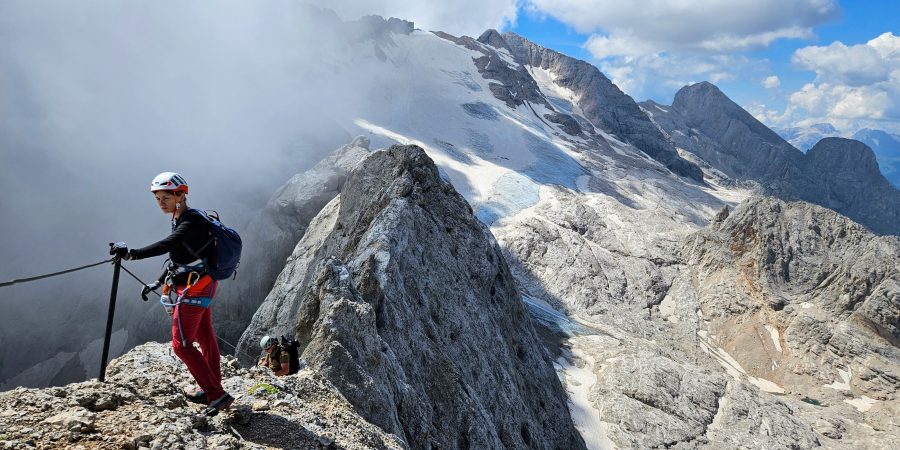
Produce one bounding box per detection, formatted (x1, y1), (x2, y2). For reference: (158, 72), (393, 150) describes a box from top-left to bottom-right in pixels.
(109, 242), (130, 259)
(141, 281), (161, 301)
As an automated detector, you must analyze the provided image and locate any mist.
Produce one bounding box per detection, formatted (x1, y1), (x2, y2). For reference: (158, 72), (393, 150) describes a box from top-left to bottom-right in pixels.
(0, 0), (415, 384)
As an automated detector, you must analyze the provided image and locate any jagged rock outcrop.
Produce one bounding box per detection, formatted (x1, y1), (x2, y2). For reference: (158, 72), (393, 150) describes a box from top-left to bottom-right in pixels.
(654, 81), (900, 235)
(685, 197), (900, 399)
(433, 30), (550, 110)
(590, 346), (821, 449)
(0, 342), (404, 449)
(669, 197), (900, 448)
(212, 137), (371, 344)
(239, 145), (584, 449)
(669, 81), (806, 187)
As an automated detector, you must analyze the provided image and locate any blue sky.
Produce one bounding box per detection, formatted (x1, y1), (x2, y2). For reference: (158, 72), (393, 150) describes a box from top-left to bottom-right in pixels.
(502, 1), (900, 134)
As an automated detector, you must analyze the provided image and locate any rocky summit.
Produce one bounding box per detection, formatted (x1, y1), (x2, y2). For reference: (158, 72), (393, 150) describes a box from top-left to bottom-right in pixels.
(212, 136), (372, 345)
(238, 144), (584, 450)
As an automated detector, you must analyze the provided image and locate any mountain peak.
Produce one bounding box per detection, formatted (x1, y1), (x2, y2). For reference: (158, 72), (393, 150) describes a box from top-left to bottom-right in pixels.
(477, 28), (511, 52)
(682, 81), (719, 94)
(672, 80), (797, 156)
(807, 137), (881, 177)
(238, 144), (585, 449)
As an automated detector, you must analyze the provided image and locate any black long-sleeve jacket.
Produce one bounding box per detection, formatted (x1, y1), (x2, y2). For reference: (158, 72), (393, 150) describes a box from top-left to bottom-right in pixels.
(130, 209), (213, 283)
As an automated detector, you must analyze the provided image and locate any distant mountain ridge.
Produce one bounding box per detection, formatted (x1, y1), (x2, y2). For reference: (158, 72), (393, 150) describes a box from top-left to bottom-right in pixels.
(853, 128), (900, 188)
(773, 124), (900, 189)
(775, 123), (841, 151)
(644, 81), (900, 235)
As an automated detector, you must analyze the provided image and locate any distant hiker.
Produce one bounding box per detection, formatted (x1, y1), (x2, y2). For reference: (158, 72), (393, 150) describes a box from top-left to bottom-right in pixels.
(109, 172), (235, 416)
(257, 335), (291, 377)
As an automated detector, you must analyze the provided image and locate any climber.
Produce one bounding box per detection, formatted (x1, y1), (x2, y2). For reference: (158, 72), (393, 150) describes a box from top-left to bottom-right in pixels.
(109, 172), (234, 416)
(257, 335), (291, 377)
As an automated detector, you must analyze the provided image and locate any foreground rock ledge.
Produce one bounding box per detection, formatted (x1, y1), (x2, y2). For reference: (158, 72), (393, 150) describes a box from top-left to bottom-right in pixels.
(0, 342), (404, 449)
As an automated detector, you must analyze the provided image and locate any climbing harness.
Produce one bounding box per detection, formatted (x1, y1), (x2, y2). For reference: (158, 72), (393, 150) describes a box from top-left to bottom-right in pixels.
(119, 263), (255, 360)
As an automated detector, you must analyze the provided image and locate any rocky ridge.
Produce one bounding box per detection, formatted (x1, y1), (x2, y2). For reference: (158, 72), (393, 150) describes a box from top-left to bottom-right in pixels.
(238, 145), (584, 449)
(500, 32), (704, 182)
(212, 137), (371, 344)
(685, 197), (900, 402)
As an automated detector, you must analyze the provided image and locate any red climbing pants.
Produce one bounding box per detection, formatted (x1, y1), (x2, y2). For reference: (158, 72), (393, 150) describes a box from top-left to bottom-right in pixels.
(171, 277), (224, 403)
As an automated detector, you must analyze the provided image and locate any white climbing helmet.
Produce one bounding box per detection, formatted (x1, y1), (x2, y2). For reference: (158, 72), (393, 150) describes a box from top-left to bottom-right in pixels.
(260, 335), (276, 350)
(150, 172), (189, 194)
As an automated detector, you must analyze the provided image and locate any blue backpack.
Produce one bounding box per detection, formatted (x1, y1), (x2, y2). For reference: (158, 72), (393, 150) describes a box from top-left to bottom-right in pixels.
(184, 209), (242, 280)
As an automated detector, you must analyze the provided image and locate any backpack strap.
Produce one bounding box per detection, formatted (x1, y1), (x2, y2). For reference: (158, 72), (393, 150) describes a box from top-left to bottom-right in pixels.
(178, 208), (215, 269)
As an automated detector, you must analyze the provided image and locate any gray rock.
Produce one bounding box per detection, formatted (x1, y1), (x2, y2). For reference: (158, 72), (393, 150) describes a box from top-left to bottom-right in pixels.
(213, 136), (371, 344)
(240, 145), (585, 449)
(805, 137), (900, 235)
(705, 381), (821, 449)
(595, 351), (727, 448)
(434, 30), (550, 110)
(684, 197), (900, 401)
(43, 408), (95, 432)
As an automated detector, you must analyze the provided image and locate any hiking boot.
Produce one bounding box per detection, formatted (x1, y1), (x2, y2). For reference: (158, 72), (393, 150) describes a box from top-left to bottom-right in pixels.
(183, 390), (207, 405)
(204, 393), (234, 416)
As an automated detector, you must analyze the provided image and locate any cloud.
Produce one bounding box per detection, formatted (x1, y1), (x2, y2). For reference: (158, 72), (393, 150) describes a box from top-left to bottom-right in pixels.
(790, 82), (892, 119)
(777, 32), (900, 132)
(792, 38), (893, 86)
(528, 0), (838, 57)
(596, 53), (752, 103)
(763, 75), (781, 88)
(584, 32), (660, 59)
(524, 1), (838, 103)
(323, 0), (519, 35)
(746, 101), (790, 126)
(2, 0), (506, 374)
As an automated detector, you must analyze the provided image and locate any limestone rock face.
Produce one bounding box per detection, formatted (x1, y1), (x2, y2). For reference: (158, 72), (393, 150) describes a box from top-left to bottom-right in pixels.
(212, 136), (370, 344)
(0, 342), (404, 450)
(432, 29), (703, 182)
(593, 349), (820, 450)
(239, 145), (584, 449)
(670, 81), (804, 185)
(685, 197), (900, 401)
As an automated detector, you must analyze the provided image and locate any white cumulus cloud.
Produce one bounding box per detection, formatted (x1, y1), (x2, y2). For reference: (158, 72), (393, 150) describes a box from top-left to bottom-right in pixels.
(763, 75), (781, 88)
(597, 53), (751, 103)
(780, 32), (900, 132)
(528, 0), (838, 57)
(792, 38), (893, 86)
(525, 0), (838, 103)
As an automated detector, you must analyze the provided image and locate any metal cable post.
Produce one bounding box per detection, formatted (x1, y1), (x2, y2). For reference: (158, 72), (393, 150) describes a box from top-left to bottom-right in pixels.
(99, 257), (122, 382)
